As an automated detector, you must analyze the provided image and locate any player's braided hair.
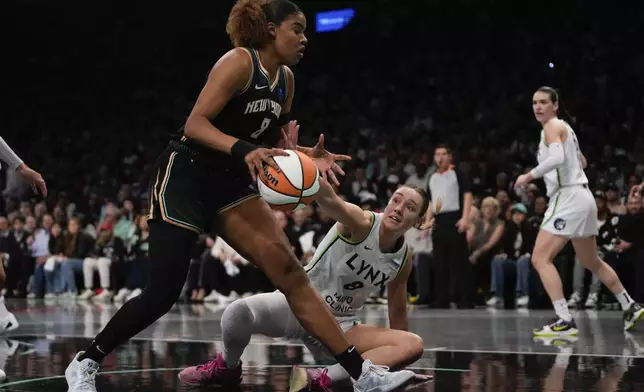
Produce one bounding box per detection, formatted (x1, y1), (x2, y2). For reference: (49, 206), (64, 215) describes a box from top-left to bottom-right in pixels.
(227, 0), (301, 48)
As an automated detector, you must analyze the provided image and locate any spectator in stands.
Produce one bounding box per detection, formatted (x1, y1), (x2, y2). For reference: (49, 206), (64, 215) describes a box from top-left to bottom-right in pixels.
(207, 237), (245, 303)
(114, 216), (150, 302)
(522, 195), (547, 256)
(52, 205), (66, 227)
(28, 214), (54, 298)
(4, 217), (32, 298)
(487, 203), (530, 307)
(467, 197), (505, 303)
(286, 209), (310, 261)
(185, 233), (214, 303)
(25, 216), (37, 235)
(495, 190), (512, 220)
(617, 193), (644, 301)
(33, 202), (47, 221)
(0, 218), (8, 237)
(495, 172), (510, 194)
(627, 175), (642, 195)
(78, 228), (125, 302)
(606, 184), (626, 215)
(58, 218), (95, 297)
(42, 222), (64, 298)
(310, 206), (335, 253)
(112, 201), (137, 249)
(405, 160), (431, 190)
(19, 202), (33, 219)
(346, 165), (378, 204)
(568, 190), (620, 308)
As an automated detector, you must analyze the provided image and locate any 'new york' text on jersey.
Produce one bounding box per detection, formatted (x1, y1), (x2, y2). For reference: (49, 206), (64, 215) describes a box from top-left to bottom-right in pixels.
(175, 47), (288, 155)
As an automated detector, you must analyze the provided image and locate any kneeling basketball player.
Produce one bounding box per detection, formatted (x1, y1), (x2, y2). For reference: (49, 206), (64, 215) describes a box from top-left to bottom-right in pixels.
(178, 178), (432, 391)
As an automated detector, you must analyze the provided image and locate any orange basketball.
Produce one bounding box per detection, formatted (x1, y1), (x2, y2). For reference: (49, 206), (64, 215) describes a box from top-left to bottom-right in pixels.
(257, 150), (321, 211)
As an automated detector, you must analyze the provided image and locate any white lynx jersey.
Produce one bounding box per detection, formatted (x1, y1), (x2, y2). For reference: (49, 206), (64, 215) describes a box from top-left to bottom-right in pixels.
(537, 121), (589, 198)
(304, 212), (411, 317)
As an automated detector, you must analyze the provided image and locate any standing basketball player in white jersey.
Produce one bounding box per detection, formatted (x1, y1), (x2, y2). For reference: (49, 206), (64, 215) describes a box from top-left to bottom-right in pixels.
(178, 178), (430, 391)
(514, 86), (644, 336)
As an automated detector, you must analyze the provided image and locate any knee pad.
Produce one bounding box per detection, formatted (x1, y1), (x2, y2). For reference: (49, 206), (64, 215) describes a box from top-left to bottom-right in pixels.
(221, 299), (255, 339)
(222, 299), (253, 328)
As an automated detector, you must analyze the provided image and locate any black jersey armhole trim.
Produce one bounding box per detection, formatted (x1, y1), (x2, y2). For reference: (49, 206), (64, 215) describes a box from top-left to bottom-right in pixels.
(280, 66), (288, 101)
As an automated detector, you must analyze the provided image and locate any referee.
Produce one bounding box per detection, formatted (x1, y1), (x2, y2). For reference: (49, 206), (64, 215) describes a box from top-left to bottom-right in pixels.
(424, 145), (472, 308)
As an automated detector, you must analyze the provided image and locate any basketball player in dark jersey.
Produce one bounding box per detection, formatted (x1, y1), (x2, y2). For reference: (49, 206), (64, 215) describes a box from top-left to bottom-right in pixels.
(66, 1), (413, 391)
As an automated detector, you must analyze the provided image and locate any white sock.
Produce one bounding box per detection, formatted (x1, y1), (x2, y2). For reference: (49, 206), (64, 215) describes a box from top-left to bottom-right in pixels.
(553, 299), (572, 322)
(0, 297), (9, 320)
(324, 363), (351, 382)
(615, 290), (635, 311)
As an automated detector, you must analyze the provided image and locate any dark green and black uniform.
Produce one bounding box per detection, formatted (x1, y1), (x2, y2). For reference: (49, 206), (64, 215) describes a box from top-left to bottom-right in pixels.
(149, 48), (290, 233)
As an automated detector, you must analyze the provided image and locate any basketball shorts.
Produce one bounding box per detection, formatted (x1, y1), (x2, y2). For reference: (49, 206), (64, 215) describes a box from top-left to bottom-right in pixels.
(148, 143), (259, 233)
(541, 184), (598, 238)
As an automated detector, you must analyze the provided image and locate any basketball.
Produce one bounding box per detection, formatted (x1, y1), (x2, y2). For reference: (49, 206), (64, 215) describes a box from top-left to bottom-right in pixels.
(257, 149), (321, 211)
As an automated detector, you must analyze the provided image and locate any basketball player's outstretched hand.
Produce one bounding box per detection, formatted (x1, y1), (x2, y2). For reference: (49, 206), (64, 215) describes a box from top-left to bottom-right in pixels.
(514, 173), (531, 188)
(310, 134), (351, 186)
(17, 164), (47, 197)
(280, 120), (299, 150)
(418, 216), (435, 230)
(414, 373), (434, 382)
(244, 148), (289, 182)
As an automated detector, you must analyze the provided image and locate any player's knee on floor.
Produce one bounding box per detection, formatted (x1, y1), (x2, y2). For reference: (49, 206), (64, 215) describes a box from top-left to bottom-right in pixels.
(221, 299), (253, 331)
(401, 332), (424, 364)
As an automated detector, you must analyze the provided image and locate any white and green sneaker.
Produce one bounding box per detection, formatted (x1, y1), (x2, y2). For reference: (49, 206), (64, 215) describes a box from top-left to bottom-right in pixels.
(533, 318), (578, 337)
(624, 303), (644, 332)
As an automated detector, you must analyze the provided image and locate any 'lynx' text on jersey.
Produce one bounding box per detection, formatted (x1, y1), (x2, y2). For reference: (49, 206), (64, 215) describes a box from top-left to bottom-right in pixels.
(304, 213), (410, 317)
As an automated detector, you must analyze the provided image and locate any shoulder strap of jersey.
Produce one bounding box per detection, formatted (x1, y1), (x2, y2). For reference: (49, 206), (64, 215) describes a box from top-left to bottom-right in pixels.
(235, 47), (256, 95)
(394, 244), (412, 279)
(278, 66), (288, 103)
(245, 47), (260, 71)
(279, 66), (287, 85)
(337, 211), (377, 245)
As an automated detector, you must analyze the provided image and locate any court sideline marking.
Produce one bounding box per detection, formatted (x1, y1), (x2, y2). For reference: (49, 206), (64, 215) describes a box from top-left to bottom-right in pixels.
(0, 365), (466, 388)
(6, 333), (642, 359)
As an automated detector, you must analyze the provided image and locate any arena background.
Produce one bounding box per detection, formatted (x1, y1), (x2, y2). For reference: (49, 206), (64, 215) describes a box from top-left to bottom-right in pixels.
(2, 0), (644, 391)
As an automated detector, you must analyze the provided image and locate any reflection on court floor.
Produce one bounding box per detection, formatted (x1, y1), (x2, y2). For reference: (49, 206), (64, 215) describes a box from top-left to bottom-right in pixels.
(0, 301), (643, 391)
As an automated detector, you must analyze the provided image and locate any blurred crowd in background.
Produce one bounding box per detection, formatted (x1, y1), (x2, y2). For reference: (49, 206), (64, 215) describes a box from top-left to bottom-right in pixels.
(2, 1), (643, 309)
